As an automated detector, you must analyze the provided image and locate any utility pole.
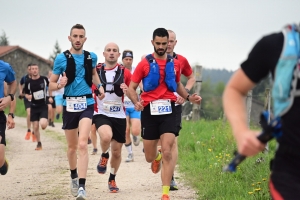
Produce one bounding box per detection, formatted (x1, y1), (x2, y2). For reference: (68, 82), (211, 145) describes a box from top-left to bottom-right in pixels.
(192, 65), (202, 121)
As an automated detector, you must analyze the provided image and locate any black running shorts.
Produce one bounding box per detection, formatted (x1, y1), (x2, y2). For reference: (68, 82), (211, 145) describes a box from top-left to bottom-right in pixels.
(62, 105), (94, 130)
(93, 114), (126, 143)
(141, 102), (178, 140)
(30, 104), (48, 122)
(0, 111), (6, 146)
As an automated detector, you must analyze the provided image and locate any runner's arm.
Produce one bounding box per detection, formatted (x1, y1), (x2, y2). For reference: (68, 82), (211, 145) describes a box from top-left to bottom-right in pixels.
(127, 81), (139, 104)
(184, 73), (195, 91)
(49, 74), (60, 91)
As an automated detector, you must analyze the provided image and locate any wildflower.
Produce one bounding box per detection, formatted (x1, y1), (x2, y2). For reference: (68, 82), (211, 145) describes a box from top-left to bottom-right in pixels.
(196, 141), (200, 144)
(262, 178), (267, 181)
(251, 184), (255, 186)
(248, 192), (253, 195)
(254, 188), (261, 191)
(208, 149), (212, 152)
(215, 156), (218, 158)
(257, 182), (261, 184)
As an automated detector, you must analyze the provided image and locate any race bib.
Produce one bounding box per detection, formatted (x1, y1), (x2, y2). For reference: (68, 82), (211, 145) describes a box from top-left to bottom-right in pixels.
(103, 100), (122, 114)
(124, 96), (134, 108)
(150, 99), (172, 115)
(33, 90), (44, 100)
(66, 96), (87, 112)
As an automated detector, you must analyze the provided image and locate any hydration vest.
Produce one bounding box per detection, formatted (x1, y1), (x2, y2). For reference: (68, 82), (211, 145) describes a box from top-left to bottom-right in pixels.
(143, 54), (177, 92)
(63, 50), (93, 87)
(272, 24), (300, 117)
(96, 63), (124, 97)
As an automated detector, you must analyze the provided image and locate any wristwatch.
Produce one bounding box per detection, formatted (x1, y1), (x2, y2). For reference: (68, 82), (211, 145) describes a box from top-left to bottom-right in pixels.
(186, 94), (190, 101)
(8, 94), (14, 101)
(8, 113), (14, 118)
(97, 83), (103, 89)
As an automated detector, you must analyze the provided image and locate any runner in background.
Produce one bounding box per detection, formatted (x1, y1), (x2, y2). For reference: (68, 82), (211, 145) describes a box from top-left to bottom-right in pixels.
(54, 75), (64, 121)
(122, 50), (142, 162)
(46, 70), (56, 127)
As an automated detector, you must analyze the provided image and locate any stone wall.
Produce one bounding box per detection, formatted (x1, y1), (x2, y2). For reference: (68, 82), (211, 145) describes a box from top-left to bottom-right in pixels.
(1, 49), (52, 94)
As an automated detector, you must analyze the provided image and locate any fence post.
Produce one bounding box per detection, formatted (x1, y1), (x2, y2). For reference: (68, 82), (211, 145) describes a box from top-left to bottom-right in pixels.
(246, 90), (252, 127)
(264, 88), (271, 152)
(192, 65), (202, 121)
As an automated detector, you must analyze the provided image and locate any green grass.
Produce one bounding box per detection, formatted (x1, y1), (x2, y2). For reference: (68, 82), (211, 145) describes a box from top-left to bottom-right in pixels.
(178, 119), (274, 200)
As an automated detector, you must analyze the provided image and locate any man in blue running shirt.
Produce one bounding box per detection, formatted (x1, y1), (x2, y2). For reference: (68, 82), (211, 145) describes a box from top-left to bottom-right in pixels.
(0, 60), (17, 176)
(49, 24), (104, 200)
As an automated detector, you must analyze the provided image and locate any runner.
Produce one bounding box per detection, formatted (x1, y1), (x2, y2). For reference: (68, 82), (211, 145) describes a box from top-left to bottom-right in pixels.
(19, 64), (36, 142)
(49, 24), (104, 200)
(94, 42), (131, 193)
(127, 28), (201, 200)
(166, 29), (196, 190)
(54, 75), (64, 121)
(122, 50), (142, 162)
(46, 70), (56, 127)
(24, 64), (49, 151)
(223, 24), (300, 200)
(0, 60), (16, 176)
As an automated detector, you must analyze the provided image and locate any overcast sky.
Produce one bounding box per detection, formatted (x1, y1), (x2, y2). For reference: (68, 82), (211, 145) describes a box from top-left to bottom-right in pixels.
(1, 0), (299, 71)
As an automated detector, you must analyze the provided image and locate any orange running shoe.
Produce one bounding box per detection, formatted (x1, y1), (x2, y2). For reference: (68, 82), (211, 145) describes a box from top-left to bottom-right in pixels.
(24, 131), (31, 140)
(151, 151), (162, 174)
(161, 194), (170, 200)
(35, 142), (42, 150)
(32, 133), (37, 142)
(108, 180), (119, 193)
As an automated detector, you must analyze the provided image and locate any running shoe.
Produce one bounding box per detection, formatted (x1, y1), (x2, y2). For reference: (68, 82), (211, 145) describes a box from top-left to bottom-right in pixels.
(76, 187), (86, 200)
(35, 143), (42, 151)
(97, 156), (109, 174)
(32, 132), (37, 142)
(170, 179), (178, 190)
(132, 135), (140, 146)
(70, 177), (79, 197)
(108, 180), (119, 193)
(0, 159), (9, 175)
(151, 151), (162, 174)
(125, 153), (134, 162)
(91, 148), (98, 155)
(25, 131), (31, 140)
(161, 194), (170, 200)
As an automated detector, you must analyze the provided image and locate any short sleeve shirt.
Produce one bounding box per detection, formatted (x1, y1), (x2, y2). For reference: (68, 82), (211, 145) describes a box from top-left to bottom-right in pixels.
(0, 60), (16, 98)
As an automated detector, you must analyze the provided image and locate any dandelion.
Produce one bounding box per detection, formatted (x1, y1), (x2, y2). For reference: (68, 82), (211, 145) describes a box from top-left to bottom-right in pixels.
(262, 178), (267, 181)
(257, 182), (261, 184)
(248, 192), (253, 195)
(196, 141), (200, 144)
(215, 156), (218, 158)
(251, 184), (255, 186)
(208, 149), (212, 152)
(254, 188), (261, 191)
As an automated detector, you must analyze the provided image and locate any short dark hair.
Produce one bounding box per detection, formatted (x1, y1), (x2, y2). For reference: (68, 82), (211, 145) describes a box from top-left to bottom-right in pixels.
(70, 24), (85, 35)
(152, 28), (169, 40)
(27, 63), (32, 68)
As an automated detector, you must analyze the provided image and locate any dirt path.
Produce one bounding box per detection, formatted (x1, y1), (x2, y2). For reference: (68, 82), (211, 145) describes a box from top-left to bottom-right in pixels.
(1, 117), (196, 200)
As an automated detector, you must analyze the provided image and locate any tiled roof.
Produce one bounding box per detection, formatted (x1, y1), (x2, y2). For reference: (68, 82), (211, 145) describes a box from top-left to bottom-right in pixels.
(0, 45), (52, 65)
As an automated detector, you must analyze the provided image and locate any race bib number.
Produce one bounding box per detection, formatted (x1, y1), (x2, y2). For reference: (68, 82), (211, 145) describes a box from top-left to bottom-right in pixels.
(66, 96), (87, 112)
(103, 100), (122, 114)
(33, 90), (44, 100)
(124, 96), (134, 108)
(150, 99), (172, 115)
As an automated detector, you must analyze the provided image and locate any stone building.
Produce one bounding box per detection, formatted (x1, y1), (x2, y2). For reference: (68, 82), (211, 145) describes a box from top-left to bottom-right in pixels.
(0, 46), (52, 94)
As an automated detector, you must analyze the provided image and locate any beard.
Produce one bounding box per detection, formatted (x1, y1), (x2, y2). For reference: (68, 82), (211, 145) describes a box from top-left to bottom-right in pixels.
(154, 47), (167, 56)
(72, 43), (83, 51)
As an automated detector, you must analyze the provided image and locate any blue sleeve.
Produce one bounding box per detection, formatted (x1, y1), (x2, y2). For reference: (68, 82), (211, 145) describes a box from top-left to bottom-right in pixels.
(90, 52), (98, 68)
(4, 64), (16, 83)
(53, 53), (67, 75)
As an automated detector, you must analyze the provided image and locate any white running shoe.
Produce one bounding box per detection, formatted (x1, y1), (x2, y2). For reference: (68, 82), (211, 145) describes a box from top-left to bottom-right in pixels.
(125, 153), (134, 162)
(133, 136), (140, 146)
(70, 178), (79, 197)
(76, 187), (87, 200)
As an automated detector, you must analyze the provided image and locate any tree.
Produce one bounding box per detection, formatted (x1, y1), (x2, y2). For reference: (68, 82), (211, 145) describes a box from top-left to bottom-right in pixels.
(0, 31), (9, 46)
(49, 40), (62, 66)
